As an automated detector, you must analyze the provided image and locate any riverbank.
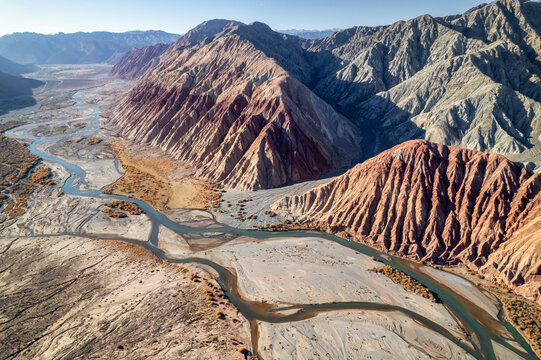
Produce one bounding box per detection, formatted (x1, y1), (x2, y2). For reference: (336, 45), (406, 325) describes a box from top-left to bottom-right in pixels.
(104, 140), (215, 210)
(446, 267), (541, 359)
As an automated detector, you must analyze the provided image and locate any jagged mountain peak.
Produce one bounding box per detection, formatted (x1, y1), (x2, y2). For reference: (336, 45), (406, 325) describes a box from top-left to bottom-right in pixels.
(110, 19), (361, 190)
(111, 19), (247, 80)
(205, 20), (313, 84)
(111, 0), (541, 189)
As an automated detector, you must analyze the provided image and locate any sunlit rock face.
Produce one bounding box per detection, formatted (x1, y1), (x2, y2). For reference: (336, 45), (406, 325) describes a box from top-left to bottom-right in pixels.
(111, 22), (361, 190)
(0, 31), (180, 64)
(275, 139), (541, 303)
(111, 20), (245, 80)
(110, 43), (170, 80)
(113, 0), (541, 191)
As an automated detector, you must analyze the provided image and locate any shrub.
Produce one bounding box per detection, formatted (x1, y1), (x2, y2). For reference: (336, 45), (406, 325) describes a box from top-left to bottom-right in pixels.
(32, 168), (53, 185)
(103, 208), (127, 218)
(88, 138), (102, 145)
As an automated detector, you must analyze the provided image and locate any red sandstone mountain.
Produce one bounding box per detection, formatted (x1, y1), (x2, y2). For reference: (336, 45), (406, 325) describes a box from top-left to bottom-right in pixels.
(111, 0), (541, 190)
(110, 22), (361, 190)
(274, 140), (541, 303)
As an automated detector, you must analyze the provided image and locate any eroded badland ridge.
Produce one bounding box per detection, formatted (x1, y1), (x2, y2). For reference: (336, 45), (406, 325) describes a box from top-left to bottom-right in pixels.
(274, 140), (541, 303)
(106, 0), (541, 305)
(1, 1), (541, 359)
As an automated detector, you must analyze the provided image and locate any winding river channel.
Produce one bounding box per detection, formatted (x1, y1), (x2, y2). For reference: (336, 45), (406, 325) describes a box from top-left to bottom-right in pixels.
(4, 91), (538, 360)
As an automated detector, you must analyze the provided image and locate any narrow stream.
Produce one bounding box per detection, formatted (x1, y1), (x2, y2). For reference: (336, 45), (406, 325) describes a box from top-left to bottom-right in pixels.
(4, 91), (538, 360)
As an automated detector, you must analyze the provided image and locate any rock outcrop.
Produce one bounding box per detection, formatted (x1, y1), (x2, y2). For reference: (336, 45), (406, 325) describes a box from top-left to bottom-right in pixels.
(110, 23), (361, 190)
(481, 186), (541, 301)
(274, 140), (541, 303)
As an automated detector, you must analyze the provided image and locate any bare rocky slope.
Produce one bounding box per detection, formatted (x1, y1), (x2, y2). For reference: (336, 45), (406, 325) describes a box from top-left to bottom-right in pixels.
(111, 0), (541, 191)
(111, 20), (243, 80)
(110, 22), (361, 190)
(274, 140), (541, 303)
(110, 43), (170, 80)
(307, 0), (541, 165)
(174, 19), (244, 48)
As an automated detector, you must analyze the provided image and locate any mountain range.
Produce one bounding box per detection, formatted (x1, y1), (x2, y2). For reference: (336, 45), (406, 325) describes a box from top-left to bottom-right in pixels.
(110, 22), (339, 79)
(111, 0), (541, 180)
(108, 0), (541, 302)
(274, 140), (541, 302)
(0, 55), (37, 76)
(0, 30), (180, 65)
(277, 29), (340, 39)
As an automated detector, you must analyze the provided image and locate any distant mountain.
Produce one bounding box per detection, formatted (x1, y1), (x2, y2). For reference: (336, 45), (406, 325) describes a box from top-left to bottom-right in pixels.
(274, 140), (541, 303)
(0, 55), (37, 75)
(0, 56), (42, 100)
(0, 71), (42, 98)
(111, 20), (243, 80)
(0, 31), (180, 65)
(278, 28), (340, 39)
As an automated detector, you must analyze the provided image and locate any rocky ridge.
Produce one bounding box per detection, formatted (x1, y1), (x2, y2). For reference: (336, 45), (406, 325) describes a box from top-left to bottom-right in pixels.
(111, 0), (541, 192)
(110, 20), (244, 80)
(110, 22), (361, 190)
(273, 140), (541, 303)
(110, 43), (170, 80)
(306, 0), (541, 162)
(0, 30), (180, 64)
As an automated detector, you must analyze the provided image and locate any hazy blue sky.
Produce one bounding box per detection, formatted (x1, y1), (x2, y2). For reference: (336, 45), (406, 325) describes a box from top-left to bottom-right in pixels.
(0, 0), (489, 36)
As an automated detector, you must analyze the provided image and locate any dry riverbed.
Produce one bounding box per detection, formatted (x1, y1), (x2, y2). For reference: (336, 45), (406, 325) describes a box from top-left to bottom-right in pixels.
(0, 236), (252, 360)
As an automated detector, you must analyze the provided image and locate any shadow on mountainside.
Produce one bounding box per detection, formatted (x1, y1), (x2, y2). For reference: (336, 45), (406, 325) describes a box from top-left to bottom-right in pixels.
(0, 72), (43, 115)
(0, 95), (39, 116)
(354, 96), (427, 161)
(299, 49), (428, 163)
(225, 24), (429, 167)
